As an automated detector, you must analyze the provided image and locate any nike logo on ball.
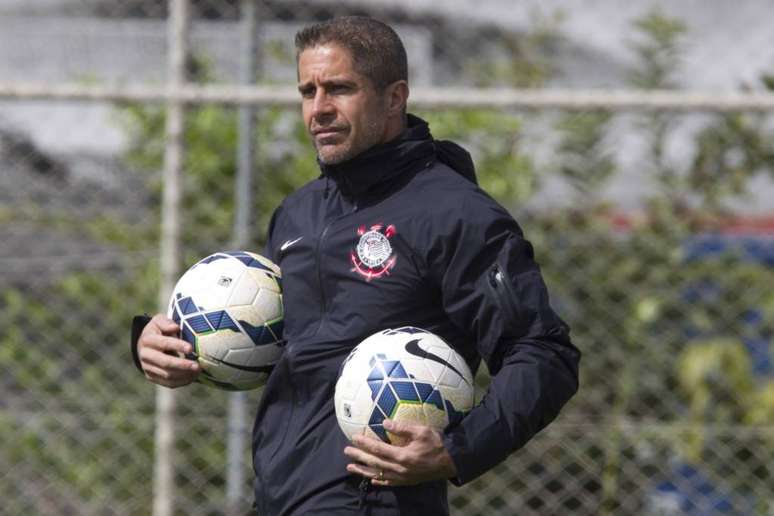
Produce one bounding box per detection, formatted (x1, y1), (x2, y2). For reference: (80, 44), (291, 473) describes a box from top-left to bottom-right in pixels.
(280, 237), (303, 252)
(404, 339), (469, 384)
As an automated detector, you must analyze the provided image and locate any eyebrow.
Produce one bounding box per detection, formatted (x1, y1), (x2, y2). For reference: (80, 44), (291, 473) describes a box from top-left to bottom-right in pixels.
(297, 77), (358, 92)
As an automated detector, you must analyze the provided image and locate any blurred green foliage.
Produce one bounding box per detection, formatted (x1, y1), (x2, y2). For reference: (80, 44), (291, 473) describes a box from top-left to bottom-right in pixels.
(465, 9), (565, 88)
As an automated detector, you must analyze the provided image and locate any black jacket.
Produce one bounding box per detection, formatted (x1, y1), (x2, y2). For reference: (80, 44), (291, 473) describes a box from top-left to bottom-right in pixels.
(252, 115), (579, 515)
(131, 115), (580, 515)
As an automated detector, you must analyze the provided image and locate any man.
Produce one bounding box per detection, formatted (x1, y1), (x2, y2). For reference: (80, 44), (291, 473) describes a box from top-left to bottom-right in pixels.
(133, 16), (580, 515)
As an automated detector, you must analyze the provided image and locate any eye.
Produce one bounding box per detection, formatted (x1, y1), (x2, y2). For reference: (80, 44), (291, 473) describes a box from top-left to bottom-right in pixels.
(299, 86), (315, 99)
(329, 83), (353, 95)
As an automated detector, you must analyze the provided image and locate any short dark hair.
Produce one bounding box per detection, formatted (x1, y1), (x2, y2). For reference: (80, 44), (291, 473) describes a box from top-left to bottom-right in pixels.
(295, 16), (408, 91)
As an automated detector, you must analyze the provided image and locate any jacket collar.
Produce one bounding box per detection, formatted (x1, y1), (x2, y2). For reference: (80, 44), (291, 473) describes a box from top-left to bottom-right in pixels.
(318, 114), (435, 199)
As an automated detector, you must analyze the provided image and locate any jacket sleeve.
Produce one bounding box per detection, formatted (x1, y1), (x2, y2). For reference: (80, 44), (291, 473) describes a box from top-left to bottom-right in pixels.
(428, 191), (580, 485)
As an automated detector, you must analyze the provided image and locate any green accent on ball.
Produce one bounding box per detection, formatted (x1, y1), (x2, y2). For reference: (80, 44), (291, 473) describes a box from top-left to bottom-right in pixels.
(193, 327), (240, 341)
(388, 399), (421, 418)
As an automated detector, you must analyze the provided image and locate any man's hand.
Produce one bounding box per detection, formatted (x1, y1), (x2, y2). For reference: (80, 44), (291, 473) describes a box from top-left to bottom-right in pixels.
(343, 419), (457, 487)
(138, 314), (200, 388)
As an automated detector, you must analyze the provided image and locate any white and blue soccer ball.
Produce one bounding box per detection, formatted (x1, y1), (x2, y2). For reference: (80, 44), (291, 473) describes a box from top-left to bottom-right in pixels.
(334, 327), (474, 444)
(167, 251), (283, 391)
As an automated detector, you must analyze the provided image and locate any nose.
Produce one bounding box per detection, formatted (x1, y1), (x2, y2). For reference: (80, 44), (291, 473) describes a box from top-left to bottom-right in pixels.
(312, 90), (335, 123)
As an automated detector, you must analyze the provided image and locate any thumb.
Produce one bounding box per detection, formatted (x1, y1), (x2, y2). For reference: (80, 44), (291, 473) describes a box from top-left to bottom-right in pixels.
(382, 418), (420, 437)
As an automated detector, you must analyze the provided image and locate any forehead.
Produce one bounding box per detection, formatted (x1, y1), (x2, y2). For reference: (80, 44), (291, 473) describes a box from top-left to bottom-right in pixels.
(297, 44), (364, 83)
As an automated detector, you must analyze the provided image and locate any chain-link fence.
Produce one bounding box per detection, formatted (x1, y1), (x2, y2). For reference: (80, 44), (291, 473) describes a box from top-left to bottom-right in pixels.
(1, 1), (773, 515)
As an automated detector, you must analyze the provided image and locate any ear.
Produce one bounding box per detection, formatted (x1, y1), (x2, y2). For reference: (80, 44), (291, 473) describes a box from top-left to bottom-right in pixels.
(385, 80), (409, 116)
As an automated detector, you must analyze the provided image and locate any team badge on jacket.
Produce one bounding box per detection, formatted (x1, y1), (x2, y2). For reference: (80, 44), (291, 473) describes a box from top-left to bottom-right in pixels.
(350, 224), (397, 281)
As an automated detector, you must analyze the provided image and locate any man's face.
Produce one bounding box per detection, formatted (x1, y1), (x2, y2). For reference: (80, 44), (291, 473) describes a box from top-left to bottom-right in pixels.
(298, 44), (390, 165)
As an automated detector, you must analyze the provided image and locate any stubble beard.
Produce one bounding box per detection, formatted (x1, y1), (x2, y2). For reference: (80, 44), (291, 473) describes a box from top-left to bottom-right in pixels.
(315, 116), (385, 166)
(316, 139), (356, 165)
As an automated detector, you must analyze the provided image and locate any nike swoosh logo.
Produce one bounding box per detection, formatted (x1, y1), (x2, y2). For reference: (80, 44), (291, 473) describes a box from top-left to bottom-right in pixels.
(404, 339), (469, 385)
(280, 236), (303, 252)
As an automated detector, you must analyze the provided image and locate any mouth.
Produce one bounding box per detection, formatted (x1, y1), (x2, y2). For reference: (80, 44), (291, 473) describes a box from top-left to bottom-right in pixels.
(312, 127), (346, 144)
(313, 127), (342, 135)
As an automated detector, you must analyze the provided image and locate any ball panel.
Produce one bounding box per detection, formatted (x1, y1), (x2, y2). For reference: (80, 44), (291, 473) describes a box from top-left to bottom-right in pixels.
(186, 314), (212, 334)
(227, 272), (259, 307)
(390, 381), (420, 402)
(448, 349), (475, 385)
(376, 384), (398, 417)
(222, 345), (261, 365)
(253, 288), (283, 321)
(185, 260), (245, 310)
(421, 401), (448, 430)
(197, 331), (246, 360)
(265, 319), (284, 343)
(227, 304), (263, 326)
(241, 320), (282, 347)
(437, 365), (464, 389)
(246, 268), (282, 293)
(181, 321), (196, 348)
(418, 358), (445, 385)
(391, 402), (426, 425)
(364, 425), (385, 442)
(338, 419), (366, 441)
(396, 357), (430, 383)
(203, 310), (239, 332)
(442, 385), (474, 410)
(247, 251), (281, 272)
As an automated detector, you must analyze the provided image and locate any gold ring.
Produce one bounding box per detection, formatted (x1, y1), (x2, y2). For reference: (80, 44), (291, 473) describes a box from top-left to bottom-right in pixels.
(378, 470), (384, 480)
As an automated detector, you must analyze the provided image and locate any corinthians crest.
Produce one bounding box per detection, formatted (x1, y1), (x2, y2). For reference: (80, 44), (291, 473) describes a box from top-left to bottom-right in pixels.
(350, 224), (397, 281)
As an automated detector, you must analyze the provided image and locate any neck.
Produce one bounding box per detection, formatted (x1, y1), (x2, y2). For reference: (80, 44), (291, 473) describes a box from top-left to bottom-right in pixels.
(318, 114), (434, 199)
(382, 112), (407, 143)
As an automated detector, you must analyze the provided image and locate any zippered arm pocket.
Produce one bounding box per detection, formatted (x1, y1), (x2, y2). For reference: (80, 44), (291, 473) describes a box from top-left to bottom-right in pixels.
(483, 234), (570, 344)
(484, 237), (537, 340)
(488, 264), (522, 325)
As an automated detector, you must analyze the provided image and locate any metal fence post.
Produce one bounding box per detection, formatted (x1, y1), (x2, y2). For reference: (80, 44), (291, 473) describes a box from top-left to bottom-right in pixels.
(227, 1), (260, 514)
(153, 1), (190, 515)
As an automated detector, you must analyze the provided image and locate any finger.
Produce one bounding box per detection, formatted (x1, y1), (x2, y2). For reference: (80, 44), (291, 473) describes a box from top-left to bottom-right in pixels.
(351, 434), (404, 463)
(143, 360), (199, 380)
(142, 333), (194, 356)
(382, 418), (421, 438)
(140, 347), (199, 372)
(150, 314), (180, 334)
(347, 463), (409, 487)
(142, 363), (198, 388)
(371, 477), (397, 487)
(346, 462), (378, 479)
(346, 462), (395, 482)
(344, 446), (406, 476)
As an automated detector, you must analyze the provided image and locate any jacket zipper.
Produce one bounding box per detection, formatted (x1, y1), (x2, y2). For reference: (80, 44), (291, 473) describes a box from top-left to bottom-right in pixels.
(358, 478), (371, 508)
(315, 222), (333, 328)
(313, 201), (358, 336)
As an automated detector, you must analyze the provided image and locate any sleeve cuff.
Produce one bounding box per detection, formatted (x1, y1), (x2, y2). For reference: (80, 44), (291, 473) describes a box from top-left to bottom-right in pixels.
(130, 314), (151, 373)
(443, 427), (481, 486)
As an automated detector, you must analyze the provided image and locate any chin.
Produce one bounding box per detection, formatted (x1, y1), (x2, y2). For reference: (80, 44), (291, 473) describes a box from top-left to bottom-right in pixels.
(317, 146), (355, 165)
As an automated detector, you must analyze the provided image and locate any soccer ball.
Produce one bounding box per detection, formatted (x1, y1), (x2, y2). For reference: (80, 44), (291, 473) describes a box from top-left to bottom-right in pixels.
(334, 327), (474, 444)
(167, 250), (284, 391)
